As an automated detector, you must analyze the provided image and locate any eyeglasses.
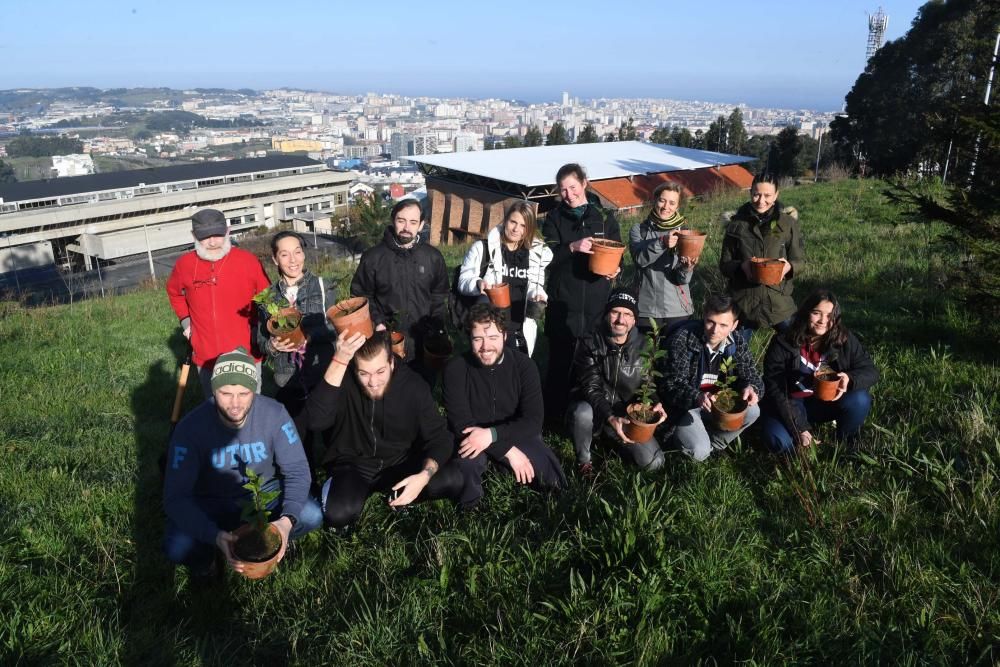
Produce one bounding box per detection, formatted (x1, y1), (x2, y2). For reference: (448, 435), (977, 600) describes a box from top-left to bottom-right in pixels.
(192, 276), (217, 288)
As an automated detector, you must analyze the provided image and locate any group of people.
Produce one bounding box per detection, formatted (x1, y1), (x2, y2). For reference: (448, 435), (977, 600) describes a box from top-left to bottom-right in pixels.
(161, 165), (879, 583)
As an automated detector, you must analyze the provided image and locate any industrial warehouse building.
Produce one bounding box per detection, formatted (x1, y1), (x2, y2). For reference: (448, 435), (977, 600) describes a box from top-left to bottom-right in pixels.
(407, 141), (755, 245)
(0, 155), (352, 275)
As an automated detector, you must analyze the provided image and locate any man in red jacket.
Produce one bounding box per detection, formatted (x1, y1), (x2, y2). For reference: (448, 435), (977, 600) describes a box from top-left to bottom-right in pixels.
(166, 208), (271, 399)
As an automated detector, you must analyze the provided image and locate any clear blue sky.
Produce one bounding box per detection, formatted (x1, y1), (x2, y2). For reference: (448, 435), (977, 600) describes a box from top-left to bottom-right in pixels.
(3, 0), (928, 110)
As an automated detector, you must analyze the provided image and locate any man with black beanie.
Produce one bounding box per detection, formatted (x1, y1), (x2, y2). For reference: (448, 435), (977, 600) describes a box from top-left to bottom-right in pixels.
(567, 287), (667, 476)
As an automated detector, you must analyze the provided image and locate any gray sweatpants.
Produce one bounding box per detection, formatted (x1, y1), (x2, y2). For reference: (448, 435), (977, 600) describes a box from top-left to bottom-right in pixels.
(568, 400), (665, 471)
(673, 405), (760, 461)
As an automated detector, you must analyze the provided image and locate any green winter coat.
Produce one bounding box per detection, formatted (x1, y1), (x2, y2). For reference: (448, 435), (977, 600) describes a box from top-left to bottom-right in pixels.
(719, 202), (805, 328)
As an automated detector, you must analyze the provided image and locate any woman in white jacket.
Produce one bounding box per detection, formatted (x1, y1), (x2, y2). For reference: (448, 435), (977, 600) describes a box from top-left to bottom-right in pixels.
(457, 201), (553, 356)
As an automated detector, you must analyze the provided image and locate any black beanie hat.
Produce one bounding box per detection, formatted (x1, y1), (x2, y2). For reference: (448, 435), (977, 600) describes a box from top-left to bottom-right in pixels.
(606, 287), (638, 318)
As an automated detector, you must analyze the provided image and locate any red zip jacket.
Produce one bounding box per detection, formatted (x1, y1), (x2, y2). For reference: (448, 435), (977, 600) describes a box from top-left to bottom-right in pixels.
(166, 247), (271, 367)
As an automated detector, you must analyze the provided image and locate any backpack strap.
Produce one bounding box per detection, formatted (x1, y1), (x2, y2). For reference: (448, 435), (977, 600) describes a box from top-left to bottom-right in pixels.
(478, 238), (490, 279)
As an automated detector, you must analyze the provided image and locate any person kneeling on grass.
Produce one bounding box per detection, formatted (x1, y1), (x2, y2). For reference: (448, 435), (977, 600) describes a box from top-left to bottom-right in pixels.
(567, 287), (668, 476)
(760, 289), (879, 453)
(162, 347), (323, 583)
(659, 294), (764, 462)
(304, 331), (464, 532)
(442, 304), (565, 510)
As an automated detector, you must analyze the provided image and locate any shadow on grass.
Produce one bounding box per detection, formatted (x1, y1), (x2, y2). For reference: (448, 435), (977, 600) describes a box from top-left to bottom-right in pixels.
(122, 330), (241, 665)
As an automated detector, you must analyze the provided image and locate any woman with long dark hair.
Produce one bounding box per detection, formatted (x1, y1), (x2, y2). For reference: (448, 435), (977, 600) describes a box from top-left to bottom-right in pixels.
(255, 230), (338, 468)
(719, 172), (805, 342)
(761, 289), (879, 453)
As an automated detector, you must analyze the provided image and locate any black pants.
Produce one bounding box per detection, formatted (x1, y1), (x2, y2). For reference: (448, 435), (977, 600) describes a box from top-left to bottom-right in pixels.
(322, 455), (465, 528)
(456, 434), (566, 508)
(275, 381), (326, 474)
(544, 332), (577, 423)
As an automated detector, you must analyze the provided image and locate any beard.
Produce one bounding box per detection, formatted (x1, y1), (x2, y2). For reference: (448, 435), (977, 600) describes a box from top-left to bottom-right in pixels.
(360, 371), (394, 400)
(195, 236), (232, 262)
(394, 230), (416, 246)
(216, 399), (252, 428)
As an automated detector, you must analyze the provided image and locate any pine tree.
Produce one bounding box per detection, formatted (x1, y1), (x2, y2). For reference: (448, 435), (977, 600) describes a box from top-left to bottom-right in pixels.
(576, 123), (599, 144)
(546, 122), (569, 145)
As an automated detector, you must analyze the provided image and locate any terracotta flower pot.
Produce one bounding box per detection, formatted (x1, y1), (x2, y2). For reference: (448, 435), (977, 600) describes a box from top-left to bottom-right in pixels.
(674, 230), (707, 261)
(750, 257), (785, 286)
(624, 403), (659, 443)
(231, 523), (283, 581)
(485, 283), (511, 308)
(813, 372), (840, 401)
(712, 398), (749, 432)
(266, 306), (306, 349)
(390, 330), (406, 359)
(326, 297), (374, 340)
(588, 239), (625, 277)
(423, 333), (454, 371)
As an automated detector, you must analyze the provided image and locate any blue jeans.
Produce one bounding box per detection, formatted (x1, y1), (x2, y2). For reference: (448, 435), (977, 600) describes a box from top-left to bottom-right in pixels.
(163, 492), (323, 571)
(761, 389), (873, 454)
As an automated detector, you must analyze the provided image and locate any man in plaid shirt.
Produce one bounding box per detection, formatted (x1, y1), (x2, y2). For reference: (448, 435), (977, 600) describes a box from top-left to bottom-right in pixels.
(659, 294), (764, 461)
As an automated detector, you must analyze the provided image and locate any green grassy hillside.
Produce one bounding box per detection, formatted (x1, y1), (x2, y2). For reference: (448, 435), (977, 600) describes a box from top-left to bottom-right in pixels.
(1, 179), (998, 665)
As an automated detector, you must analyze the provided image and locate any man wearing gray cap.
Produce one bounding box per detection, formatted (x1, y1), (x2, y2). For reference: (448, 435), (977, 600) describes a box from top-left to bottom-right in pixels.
(167, 208), (271, 398)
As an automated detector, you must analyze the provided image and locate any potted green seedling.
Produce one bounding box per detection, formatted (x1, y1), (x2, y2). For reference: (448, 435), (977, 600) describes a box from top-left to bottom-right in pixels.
(624, 319), (665, 442)
(230, 469), (284, 580)
(711, 356), (749, 431)
(253, 286), (305, 348)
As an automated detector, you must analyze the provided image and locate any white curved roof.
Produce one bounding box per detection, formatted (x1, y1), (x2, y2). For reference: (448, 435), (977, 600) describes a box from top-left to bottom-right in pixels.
(405, 141), (754, 187)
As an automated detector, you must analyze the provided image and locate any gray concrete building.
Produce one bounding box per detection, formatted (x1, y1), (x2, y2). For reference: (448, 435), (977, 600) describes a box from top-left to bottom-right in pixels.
(0, 155), (352, 273)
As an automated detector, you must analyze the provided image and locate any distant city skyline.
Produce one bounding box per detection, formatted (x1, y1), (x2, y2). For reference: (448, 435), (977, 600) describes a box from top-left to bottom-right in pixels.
(4, 0), (927, 111)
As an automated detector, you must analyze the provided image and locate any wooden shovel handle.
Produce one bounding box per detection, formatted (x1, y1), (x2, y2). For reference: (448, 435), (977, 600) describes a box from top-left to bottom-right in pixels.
(170, 359), (191, 425)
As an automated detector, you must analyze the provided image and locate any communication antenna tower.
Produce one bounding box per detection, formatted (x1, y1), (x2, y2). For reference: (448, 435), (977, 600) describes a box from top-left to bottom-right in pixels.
(867, 7), (889, 60)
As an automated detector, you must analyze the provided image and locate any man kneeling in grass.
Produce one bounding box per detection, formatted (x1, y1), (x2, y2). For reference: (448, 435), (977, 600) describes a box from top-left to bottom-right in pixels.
(567, 288), (668, 477)
(443, 304), (565, 510)
(162, 347), (323, 583)
(305, 332), (465, 532)
(659, 294), (764, 462)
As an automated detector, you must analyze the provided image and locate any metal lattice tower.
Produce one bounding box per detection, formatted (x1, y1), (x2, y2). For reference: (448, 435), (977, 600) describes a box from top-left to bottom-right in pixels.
(867, 7), (889, 60)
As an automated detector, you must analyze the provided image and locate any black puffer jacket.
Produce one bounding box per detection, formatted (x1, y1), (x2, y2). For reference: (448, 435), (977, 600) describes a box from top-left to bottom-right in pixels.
(542, 193), (622, 338)
(350, 227), (449, 341)
(571, 325), (650, 426)
(763, 330), (879, 437)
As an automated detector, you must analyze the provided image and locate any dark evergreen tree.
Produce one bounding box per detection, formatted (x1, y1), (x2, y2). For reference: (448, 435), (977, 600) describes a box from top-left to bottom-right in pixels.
(576, 123), (599, 144)
(546, 122), (569, 145)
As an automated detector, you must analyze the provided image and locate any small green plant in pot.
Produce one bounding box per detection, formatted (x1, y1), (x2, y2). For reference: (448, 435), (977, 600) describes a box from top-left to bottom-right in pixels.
(711, 356), (749, 431)
(231, 468), (284, 580)
(624, 319), (665, 443)
(253, 286), (305, 348)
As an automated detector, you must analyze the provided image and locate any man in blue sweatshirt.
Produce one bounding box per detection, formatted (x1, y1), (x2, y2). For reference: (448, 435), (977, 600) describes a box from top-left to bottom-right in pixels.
(162, 347), (322, 581)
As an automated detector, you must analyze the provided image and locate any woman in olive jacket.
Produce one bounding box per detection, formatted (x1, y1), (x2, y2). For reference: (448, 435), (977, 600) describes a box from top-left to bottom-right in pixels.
(761, 289), (879, 453)
(719, 172), (805, 337)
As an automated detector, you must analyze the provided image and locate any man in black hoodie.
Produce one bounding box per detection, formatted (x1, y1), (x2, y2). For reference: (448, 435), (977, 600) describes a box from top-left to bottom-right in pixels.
(305, 331), (464, 530)
(443, 305), (565, 510)
(350, 199), (449, 368)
